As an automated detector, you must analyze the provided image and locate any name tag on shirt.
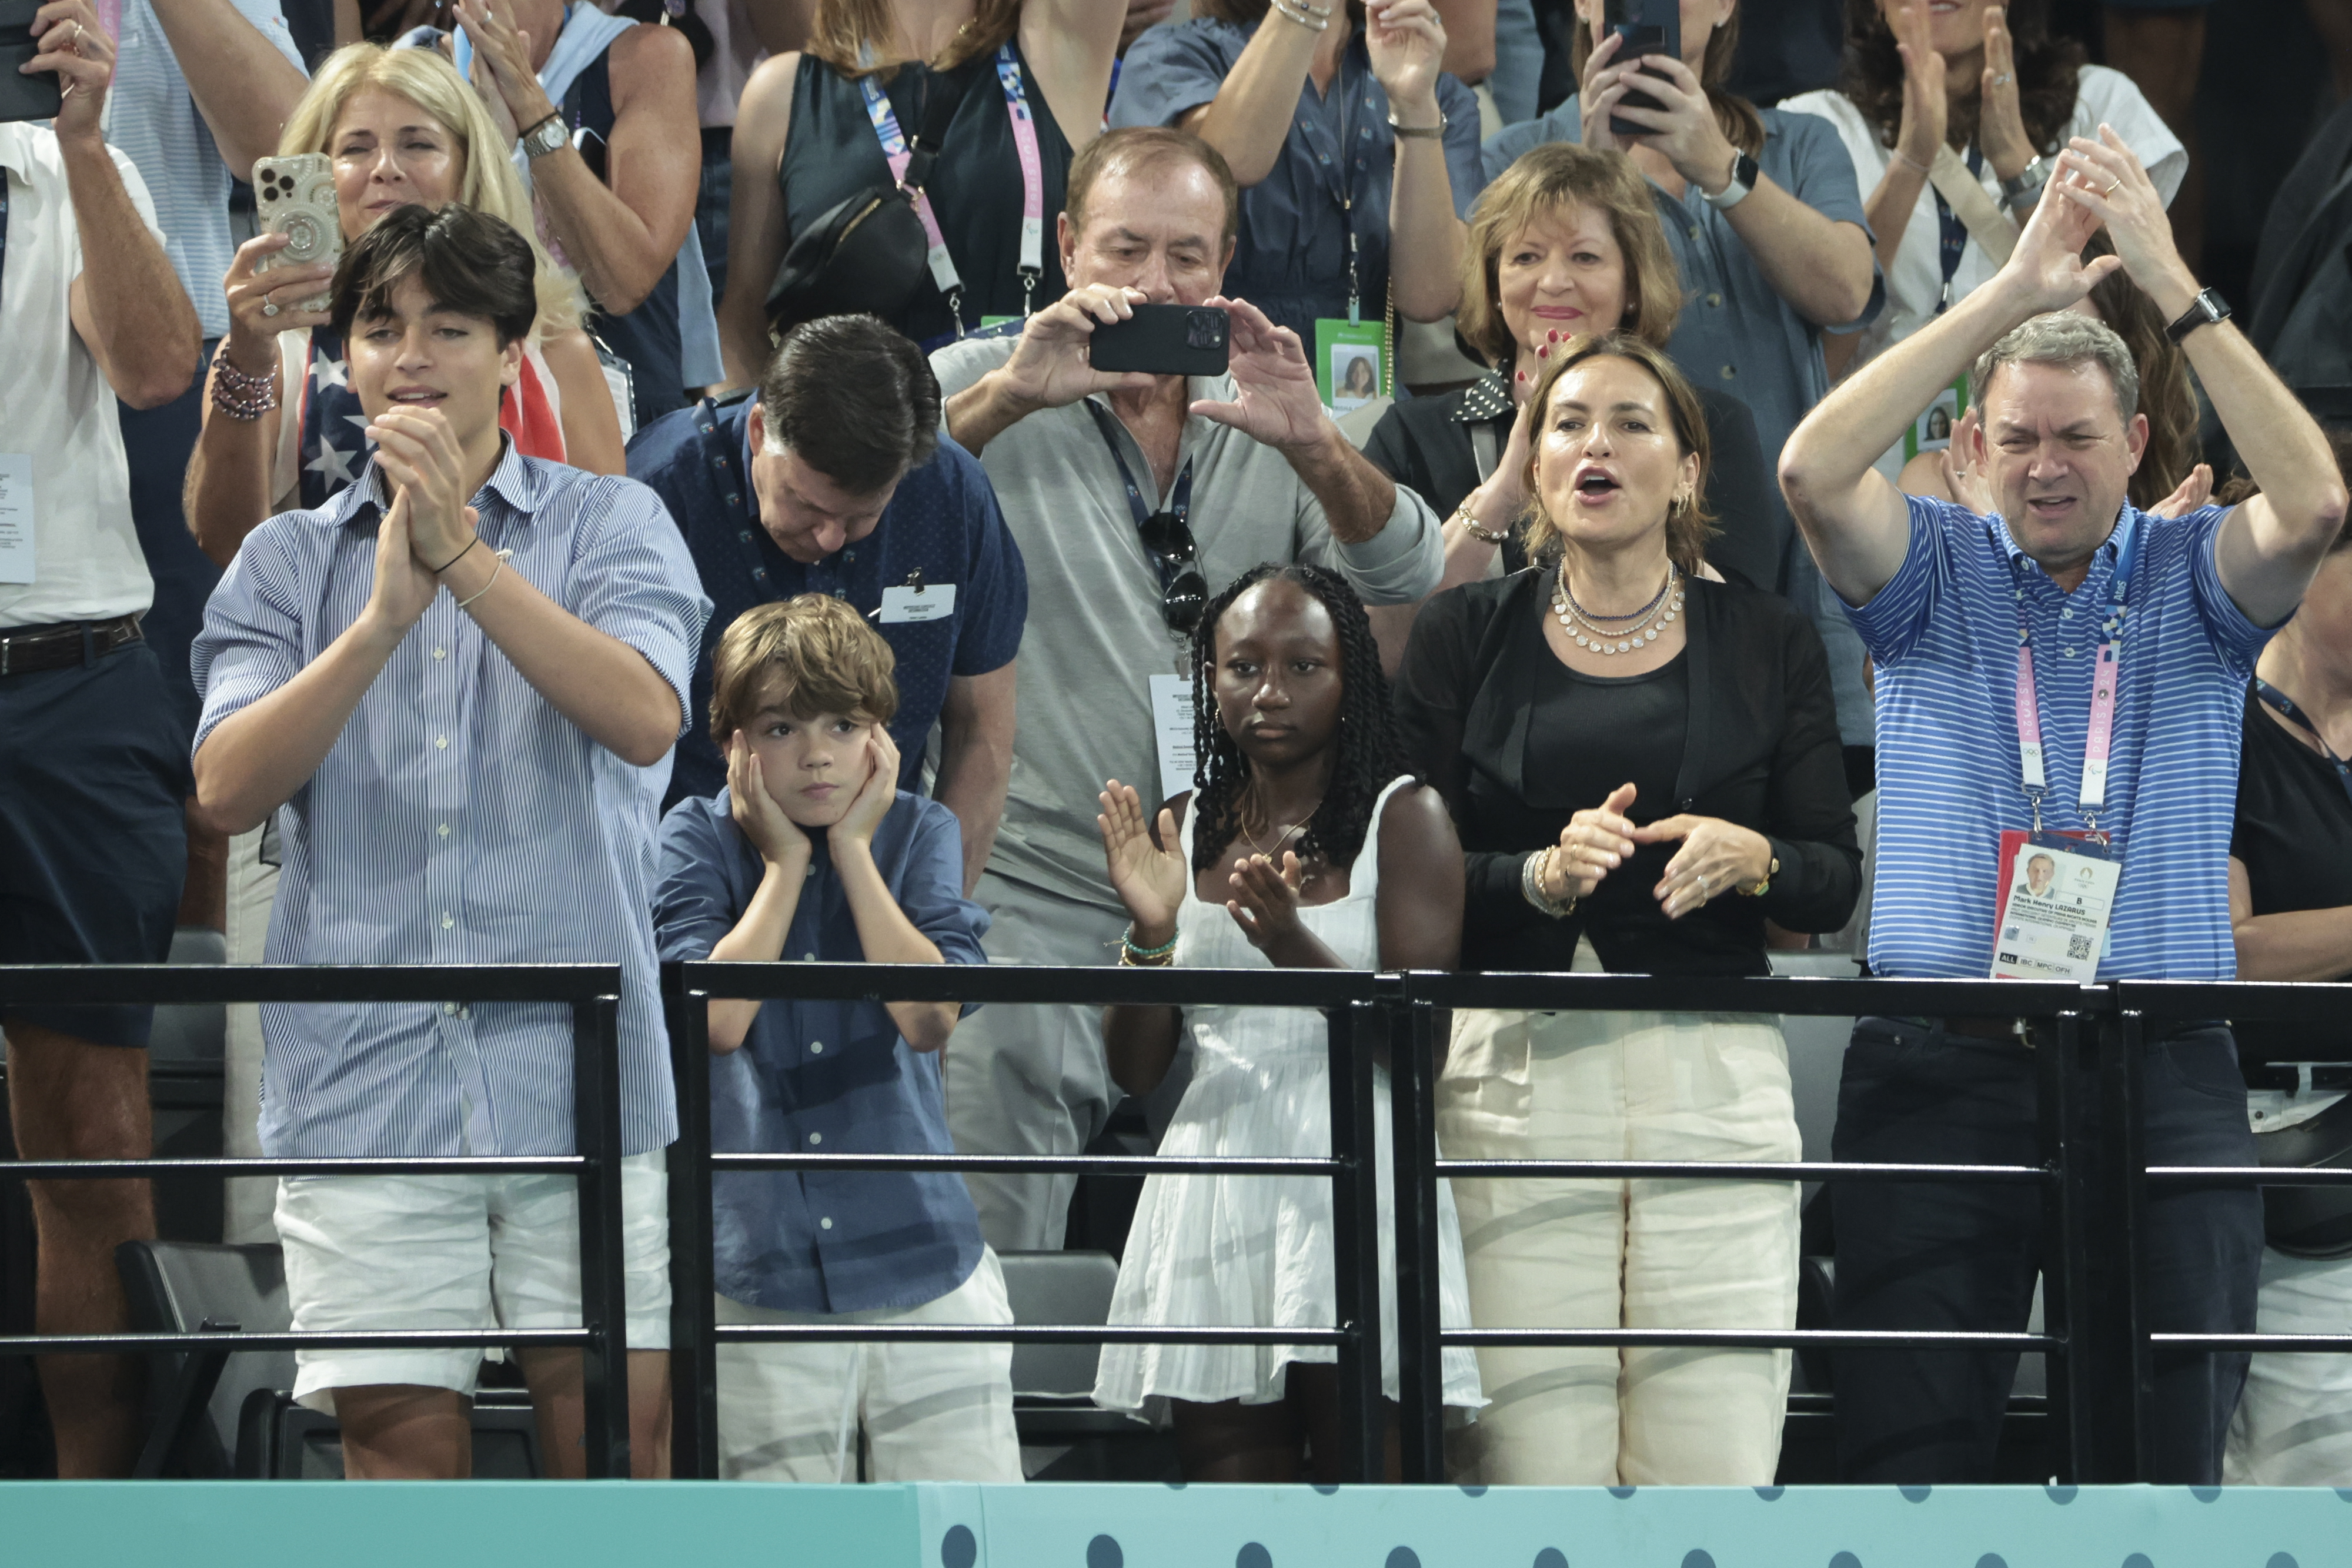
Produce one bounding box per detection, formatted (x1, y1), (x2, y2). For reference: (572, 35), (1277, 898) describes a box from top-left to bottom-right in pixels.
(878, 583), (956, 623)
(1989, 829), (2120, 984)
(0, 454), (35, 585)
(1149, 673), (1196, 804)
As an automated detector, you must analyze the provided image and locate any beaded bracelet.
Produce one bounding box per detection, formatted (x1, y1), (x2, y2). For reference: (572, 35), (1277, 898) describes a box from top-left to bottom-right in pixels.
(1121, 924), (1180, 961)
(1521, 848), (1578, 920)
(208, 342), (279, 422)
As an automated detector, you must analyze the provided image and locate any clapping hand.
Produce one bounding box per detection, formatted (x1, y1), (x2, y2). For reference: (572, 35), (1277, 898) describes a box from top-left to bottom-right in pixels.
(2000, 153), (2121, 316)
(1227, 851), (1308, 954)
(1884, 0), (1947, 175)
(1632, 814), (1774, 920)
(726, 731), (811, 868)
(365, 488), (439, 634)
(450, 0), (556, 146)
(1536, 782), (1640, 905)
(830, 727), (901, 849)
(1977, 8), (2035, 182)
(1099, 780), (1188, 944)
(2148, 463), (2215, 519)
(1190, 296), (1331, 452)
(2052, 125), (2198, 312)
(366, 403), (480, 574)
(1937, 407), (1996, 516)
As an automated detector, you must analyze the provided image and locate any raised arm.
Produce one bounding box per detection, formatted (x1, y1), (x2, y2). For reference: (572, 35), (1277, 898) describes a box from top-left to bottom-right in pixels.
(2057, 128), (2348, 627)
(146, 0), (309, 184)
(1099, 784), (1191, 1098)
(1175, 8), (1321, 187)
(188, 232), (335, 565)
(42, 5), (199, 409)
(1780, 162), (2114, 605)
(456, 1), (700, 315)
(1371, 0), (1468, 323)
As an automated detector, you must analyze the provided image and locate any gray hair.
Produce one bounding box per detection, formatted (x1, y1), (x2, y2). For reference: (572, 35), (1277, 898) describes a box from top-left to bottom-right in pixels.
(1970, 312), (2141, 427)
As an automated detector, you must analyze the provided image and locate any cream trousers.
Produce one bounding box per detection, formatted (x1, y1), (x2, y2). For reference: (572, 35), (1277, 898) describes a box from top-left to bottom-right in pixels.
(1439, 1007), (1801, 1486)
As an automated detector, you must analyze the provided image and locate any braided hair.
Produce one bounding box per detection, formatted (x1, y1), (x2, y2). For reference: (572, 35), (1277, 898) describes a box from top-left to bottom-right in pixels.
(1187, 563), (1407, 877)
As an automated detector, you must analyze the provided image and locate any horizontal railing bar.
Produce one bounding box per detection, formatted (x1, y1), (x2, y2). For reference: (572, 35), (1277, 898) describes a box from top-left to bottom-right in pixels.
(0, 1329), (592, 1354)
(2154, 1334), (2352, 1352)
(710, 1153), (1340, 1176)
(0, 962), (622, 1007)
(677, 961), (1374, 1009)
(713, 1325), (1349, 1346)
(1403, 971), (2097, 1018)
(4, 1156), (586, 1179)
(2146, 1166), (2352, 1186)
(1442, 1329), (2057, 1350)
(1436, 1159), (2050, 1184)
(2115, 980), (2352, 1025)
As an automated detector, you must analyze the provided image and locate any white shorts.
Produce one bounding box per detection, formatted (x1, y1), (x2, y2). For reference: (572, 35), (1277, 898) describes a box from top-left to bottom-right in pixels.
(276, 1151), (671, 1412)
(715, 1247), (1022, 1483)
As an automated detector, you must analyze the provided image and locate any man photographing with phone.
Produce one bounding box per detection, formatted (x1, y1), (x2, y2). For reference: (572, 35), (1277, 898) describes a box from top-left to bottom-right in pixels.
(930, 124), (1441, 1256)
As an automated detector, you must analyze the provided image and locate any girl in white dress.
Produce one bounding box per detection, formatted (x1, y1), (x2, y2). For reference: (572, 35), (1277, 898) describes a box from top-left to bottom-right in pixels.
(1091, 563), (1483, 1482)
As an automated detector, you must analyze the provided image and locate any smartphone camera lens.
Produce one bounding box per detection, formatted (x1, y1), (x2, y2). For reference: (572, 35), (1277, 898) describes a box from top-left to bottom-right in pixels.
(1185, 310), (1228, 352)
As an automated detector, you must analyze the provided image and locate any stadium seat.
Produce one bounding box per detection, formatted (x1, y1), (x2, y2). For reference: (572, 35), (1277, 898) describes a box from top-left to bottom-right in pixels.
(996, 1249), (1176, 1482)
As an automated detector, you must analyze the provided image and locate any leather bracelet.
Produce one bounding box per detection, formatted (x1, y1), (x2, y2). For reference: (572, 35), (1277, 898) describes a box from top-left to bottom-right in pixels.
(429, 535), (482, 576)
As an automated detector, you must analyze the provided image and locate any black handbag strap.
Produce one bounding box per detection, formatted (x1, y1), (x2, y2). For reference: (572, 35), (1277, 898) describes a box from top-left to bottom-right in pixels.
(896, 59), (982, 197)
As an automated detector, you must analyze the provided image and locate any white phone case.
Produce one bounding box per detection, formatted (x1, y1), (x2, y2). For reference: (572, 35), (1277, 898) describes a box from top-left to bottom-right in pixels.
(252, 153), (343, 317)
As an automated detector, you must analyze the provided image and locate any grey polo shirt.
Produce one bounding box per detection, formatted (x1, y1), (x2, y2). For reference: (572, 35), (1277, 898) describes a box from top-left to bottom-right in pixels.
(931, 334), (1444, 911)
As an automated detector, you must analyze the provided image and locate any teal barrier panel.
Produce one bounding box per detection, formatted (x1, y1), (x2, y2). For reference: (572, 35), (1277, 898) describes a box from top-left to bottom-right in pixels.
(11, 1483), (2352, 1568)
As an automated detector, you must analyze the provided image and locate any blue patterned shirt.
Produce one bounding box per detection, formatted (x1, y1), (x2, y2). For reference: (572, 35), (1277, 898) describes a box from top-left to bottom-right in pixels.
(625, 396), (1028, 807)
(191, 444), (711, 1157)
(1847, 496), (2272, 981)
(655, 788), (988, 1313)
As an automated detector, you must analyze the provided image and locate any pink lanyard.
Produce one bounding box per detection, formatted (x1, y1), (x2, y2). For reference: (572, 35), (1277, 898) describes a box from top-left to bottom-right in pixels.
(2012, 518), (2138, 834)
(858, 44), (1045, 327)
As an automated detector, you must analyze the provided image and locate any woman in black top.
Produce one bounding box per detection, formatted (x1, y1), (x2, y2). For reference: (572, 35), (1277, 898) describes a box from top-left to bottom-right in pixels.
(1361, 141), (1779, 621)
(717, 0), (1121, 377)
(1392, 332), (1857, 1486)
(2222, 527), (2352, 1485)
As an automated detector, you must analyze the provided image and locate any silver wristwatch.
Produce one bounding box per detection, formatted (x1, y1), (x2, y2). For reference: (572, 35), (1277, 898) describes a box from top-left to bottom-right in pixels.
(2000, 153), (2053, 211)
(520, 112), (569, 161)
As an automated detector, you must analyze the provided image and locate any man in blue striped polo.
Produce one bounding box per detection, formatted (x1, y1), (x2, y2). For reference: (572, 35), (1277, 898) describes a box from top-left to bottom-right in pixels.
(190, 205), (710, 1479)
(1780, 128), (2349, 1484)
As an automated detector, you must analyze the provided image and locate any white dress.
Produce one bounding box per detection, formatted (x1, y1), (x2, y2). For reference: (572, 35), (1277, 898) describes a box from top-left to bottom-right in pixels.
(1093, 777), (1484, 1420)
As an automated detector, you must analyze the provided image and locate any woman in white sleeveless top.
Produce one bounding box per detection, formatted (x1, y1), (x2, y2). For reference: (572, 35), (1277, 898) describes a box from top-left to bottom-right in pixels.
(1092, 563), (1482, 1483)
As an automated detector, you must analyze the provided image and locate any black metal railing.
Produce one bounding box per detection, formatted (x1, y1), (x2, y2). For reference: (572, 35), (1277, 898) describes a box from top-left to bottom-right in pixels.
(4, 961), (2347, 1485)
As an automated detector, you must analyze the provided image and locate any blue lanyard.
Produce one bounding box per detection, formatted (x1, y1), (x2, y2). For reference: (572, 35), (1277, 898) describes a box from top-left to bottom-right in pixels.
(1, 169), (10, 318)
(1932, 146), (1984, 312)
(1084, 400), (1193, 538)
(2254, 678), (2352, 809)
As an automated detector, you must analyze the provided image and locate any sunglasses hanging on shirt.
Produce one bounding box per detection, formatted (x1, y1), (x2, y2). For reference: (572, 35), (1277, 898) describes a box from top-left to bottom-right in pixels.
(1086, 403), (1207, 636)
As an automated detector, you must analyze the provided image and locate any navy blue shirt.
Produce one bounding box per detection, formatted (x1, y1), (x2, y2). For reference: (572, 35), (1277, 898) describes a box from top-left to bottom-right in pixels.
(654, 788), (990, 1313)
(627, 396), (1028, 806)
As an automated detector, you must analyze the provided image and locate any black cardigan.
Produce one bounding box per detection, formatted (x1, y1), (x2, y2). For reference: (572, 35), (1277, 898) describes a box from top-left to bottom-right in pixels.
(1362, 373), (1789, 594)
(1392, 567), (1860, 976)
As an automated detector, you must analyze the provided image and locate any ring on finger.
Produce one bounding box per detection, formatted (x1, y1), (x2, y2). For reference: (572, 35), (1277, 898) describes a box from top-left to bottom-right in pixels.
(1991, 71), (2011, 85)
(261, 298), (280, 317)
(2104, 177), (2122, 196)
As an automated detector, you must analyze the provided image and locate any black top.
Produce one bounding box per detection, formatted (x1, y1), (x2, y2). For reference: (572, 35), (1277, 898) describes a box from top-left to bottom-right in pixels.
(2230, 683), (2352, 1064)
(1361, 370), (1788, 594)
(570, 48), (686, 428)
(1394, 567), (1860, 975)
(1526, 638), (1689, 936)
(783, 48), (1074, 346)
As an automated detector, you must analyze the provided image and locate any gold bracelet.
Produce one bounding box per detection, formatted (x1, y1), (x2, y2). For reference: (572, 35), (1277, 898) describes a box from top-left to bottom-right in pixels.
(1736, 855), (1780, 897)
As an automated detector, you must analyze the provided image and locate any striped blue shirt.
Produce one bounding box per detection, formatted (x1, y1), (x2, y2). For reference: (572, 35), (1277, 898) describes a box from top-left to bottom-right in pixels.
(103, 0), (308, 341)
(1847, 496), (2271, 981)
(191, 444), (712, 1158)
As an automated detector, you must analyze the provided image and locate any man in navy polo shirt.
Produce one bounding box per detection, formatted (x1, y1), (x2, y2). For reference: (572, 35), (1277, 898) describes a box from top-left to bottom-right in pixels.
(1782, 131), (2349, 1483)
(629, 315), (1025, 889)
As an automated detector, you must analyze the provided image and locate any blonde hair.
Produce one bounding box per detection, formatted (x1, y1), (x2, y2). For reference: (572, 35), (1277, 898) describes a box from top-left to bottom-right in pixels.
(709, 596), (902, 747)
(1457, 142), (1682, 370)
(1518, 332), (1716, 575)
(280, 44), (583, 337)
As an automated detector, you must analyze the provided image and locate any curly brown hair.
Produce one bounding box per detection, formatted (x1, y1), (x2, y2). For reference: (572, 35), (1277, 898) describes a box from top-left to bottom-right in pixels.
(1836, 0), (2084, 156)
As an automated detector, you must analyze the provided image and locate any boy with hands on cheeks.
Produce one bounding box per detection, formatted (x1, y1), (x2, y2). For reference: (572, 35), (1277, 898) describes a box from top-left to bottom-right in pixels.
(654, 597), (1020, 1485)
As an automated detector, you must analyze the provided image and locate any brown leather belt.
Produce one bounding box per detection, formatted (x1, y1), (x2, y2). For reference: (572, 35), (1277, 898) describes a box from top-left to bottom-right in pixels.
(0, 616), (143, 677)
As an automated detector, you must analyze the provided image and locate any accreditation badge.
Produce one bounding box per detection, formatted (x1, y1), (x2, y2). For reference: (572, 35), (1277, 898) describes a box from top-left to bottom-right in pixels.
(1989, 830), (2120, 984)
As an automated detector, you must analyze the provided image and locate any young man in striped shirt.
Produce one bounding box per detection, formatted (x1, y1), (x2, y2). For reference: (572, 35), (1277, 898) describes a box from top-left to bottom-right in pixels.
(1780, 129), (2348, 1484)
(191, 205), (710, 1478)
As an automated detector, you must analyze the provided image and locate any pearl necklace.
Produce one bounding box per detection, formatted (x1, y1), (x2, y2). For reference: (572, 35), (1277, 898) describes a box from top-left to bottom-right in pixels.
(1552, 564), (1682, 655)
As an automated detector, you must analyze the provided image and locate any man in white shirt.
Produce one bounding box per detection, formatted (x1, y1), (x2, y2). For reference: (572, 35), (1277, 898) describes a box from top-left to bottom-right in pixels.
(0, 1), (202, 1477)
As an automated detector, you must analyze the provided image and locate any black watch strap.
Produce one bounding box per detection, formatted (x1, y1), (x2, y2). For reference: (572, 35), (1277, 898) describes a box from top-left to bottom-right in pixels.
(2164, 286), (2231, 343)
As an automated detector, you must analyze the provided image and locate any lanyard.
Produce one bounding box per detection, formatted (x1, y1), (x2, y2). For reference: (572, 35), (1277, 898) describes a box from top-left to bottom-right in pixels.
(1084, 400), (1194, 568)
(858, 43), (1045, 327)
(2254, 678), (2352, 809)
(0, 169), (10, 319)
(2012, 516), (2140, 833)
(1287, 46), (1374, 324)
(1931, 146), (1984, 313)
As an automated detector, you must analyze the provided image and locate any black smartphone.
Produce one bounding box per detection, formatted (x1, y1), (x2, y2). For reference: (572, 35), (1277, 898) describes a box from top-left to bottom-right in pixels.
(1089, 304), (1231, 379)
(0, 0), (65, 125)
(1602, 0), (1679, 140)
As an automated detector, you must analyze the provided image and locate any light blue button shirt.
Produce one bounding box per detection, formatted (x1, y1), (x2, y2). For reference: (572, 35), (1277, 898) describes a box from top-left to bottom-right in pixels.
(192, 444), (713, 1158)
(104, 0), (308, 341)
